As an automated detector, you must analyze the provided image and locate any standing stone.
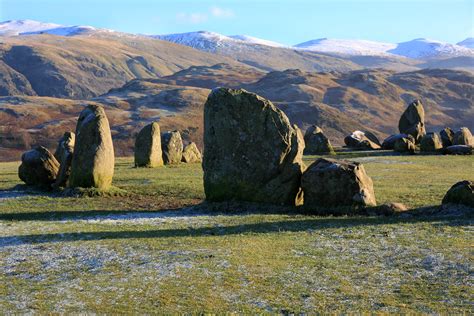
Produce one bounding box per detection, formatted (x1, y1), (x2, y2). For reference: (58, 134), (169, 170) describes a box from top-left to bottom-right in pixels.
(301, 158), (376, 208)
(440, 127), (454, 148)
(420, 132), (443, 153)
(203, 88), (305, 205)
(344, 130), (381, 150)
(303, 125), (335, 155)
(453, 127), (474, 147)
(442, 180), (474, 208)
(52, 132), (75, 188)
(161, 131), (183, 165)
(394, 135), (416, 154)
(398, 99), (426, 143)
(134, 122), (163, 168)
(69, 104), (114, 190)
(181, 142), (202, 163)
(382, 134), (409, 150)
(18, 146), (59, 187)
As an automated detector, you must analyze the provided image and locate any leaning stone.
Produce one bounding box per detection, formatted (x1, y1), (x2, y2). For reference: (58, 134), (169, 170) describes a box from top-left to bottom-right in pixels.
(161, 130), (183, 165)
(18, 146), (59, 187)
(203, 88), (305, 206)
(181, 142), (202, 163)
(303, 125), (335, 155)
(453, 127), (474, 147)
(52, 132), (75, 188)
(442, 180), (474, 208)
(134, 122), (163, 168)
(301, 158), (376, 208)
(69, 104), (115, 190)
(440, 127), (454, 148)
(420, 132), (443, 153)
(398, 99), (426, 143)
(443, 145), (472, 155)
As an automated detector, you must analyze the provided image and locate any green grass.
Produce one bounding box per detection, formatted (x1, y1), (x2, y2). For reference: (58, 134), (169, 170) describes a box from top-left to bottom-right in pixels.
(0, 153), (473, 313)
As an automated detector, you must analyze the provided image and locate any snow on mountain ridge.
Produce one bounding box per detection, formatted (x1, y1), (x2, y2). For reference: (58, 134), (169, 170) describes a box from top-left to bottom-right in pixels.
(457, 37), (474, 49)
(228, 35), (285, 47)
(388, 38), (474, 58)
(294, 38), (396, 56)
(0, 19), (99, 36)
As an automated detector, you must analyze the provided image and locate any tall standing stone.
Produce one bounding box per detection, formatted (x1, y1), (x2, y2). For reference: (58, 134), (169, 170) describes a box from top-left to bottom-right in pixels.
(52, 132), (75, 188)
(440, 127), (454, 148)
(398, 99), (426, 143)
(18, 146), (59, 187)
(203, 88), (305, 205)
(134, 122), (163, 167)
(69, 104), (115, 190)
(161, 130), (183, 165)
(303, 125), (335, 155)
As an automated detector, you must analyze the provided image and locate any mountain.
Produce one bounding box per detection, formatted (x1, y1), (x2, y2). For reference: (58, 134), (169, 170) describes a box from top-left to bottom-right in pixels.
(228, 35), (285, 47)
(0, 19), (99, 36)
(457, 38), (474, 49)
(0, 33), (246, 99)
(387, 38), (474, 59)
(294, 38), (396, 56)
(153, 31), (360, 72)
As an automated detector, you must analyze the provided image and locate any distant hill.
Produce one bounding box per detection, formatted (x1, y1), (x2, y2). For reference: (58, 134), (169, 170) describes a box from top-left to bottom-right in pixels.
(1, 64), (472, 161)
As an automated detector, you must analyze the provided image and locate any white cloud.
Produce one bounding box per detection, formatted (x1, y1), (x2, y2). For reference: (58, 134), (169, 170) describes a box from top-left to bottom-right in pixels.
(210, 6), (234, 18)
(176, 12), (208, 24)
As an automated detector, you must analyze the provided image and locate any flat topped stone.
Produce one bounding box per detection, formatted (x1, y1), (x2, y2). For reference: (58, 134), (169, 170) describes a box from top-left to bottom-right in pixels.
(203, 88), (305, 206)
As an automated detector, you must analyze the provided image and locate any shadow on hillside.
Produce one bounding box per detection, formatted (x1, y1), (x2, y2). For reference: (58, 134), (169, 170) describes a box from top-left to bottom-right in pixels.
(0, 204), (471, 248)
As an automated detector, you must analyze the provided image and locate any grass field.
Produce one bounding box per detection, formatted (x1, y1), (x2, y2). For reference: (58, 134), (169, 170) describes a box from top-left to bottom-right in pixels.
(0, 153), (473, 313)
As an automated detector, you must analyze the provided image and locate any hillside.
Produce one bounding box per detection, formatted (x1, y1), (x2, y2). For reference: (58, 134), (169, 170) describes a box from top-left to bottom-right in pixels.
(0, 34), (244, 99)
(1, 64), (472, 161)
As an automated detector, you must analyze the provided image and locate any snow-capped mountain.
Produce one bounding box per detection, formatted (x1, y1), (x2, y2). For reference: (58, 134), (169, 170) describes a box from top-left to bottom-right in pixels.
(228, 35), (285, 47)
(0, 19), (98, 36)
(457, 38), (474, 49)
(388, 38), (474, 59)
(294, 38), (396, 56)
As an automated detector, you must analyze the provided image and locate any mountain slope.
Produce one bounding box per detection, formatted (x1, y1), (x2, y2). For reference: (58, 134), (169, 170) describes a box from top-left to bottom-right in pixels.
(388, 38), (474, 59)
(0, 34), (248, 99)
(294, 38), (396, 56)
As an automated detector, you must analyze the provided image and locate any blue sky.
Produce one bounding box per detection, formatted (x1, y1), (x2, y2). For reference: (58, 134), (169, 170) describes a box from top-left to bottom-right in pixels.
(1, 0), (473, 45)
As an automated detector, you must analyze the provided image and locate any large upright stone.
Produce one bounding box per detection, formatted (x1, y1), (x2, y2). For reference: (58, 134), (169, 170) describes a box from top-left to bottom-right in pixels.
(18, 146), (59, 187)
(203, 88), (305, 205)
(301, 158), (376, 208)
(134, 122), (163, 167)
(69, 104), (114, 190)
(453, 127), (474, 147)
(181, 142), (202, 163)
(420, 132), (443, 153)
(398, 99), (426, 143)
(52, 132), (75, 188)
(161, 130), (183, 165)
(303, 125), (335, 155)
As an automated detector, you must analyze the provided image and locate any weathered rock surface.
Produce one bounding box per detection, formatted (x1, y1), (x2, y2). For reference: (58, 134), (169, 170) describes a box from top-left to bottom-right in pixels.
(134, 122), (163, 168)
(344, 130), (381, 150)
(303, 125), (335, 154)
(442, 180), (474, 208)
(398, 99), (426, 143)
(69, 104), (115, 190)
(301, 158), (376, 208)
(181, 142), (202, 163)
(203, 88), (305, 205)
(161, 130), (183, 165)
(382, 134), (408, 150)
(18, 146), (59, 187)
(52, 132), (75, 188)
(443, 145), (473, 155)
(420, 132), (443, 153)
(440, 127), (454, 148)
(394, 135), (416, 153)
(453, 127), (474, 147)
